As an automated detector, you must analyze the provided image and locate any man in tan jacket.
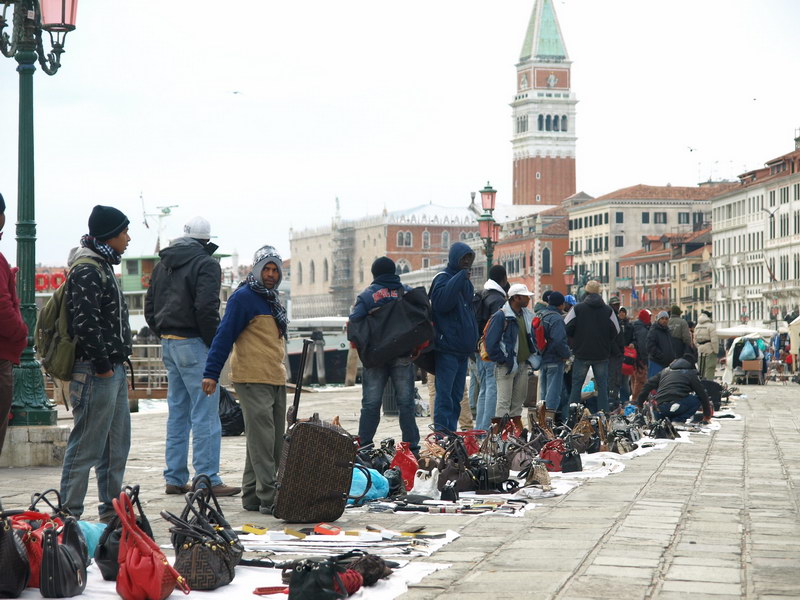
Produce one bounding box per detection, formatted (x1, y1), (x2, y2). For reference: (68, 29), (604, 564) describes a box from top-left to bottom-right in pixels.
(203, 246), (288, 515)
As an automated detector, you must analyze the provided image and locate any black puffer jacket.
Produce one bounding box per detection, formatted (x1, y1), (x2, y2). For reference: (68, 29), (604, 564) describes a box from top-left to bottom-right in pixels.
(564, 293), (619, 361)
(637, 357), (711, 419)
(145, 237), (221, 347)
(632, 320), (650, 364)
(67, 248), (132, 374)
(646, 322), (675, 368)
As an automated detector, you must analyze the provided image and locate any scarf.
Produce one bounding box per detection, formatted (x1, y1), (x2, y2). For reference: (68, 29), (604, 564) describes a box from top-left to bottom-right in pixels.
(80, 234), (121, 265)
(241, 273), (288, 338)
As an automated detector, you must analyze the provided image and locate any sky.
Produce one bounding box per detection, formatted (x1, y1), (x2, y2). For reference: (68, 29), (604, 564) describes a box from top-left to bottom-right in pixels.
(1, 0), (798, 267)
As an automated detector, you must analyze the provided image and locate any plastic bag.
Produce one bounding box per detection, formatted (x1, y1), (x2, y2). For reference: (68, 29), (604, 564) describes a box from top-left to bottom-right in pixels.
(410, 468), (440, 499)
(389, 442), (418, 492)
(347, 468), (389, 505)
(739, 341), (756, 361)
(219, 385), (245, 436)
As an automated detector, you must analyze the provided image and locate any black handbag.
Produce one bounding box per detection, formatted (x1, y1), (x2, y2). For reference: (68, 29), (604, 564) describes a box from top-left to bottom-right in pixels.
(0, 504), (30, 598)
(95, 484), (154, 581)
(161, 508), (236, 591)
(286, 551), (365, 600)
(347, 286), (434, 369)
(40, 516), (88, 598)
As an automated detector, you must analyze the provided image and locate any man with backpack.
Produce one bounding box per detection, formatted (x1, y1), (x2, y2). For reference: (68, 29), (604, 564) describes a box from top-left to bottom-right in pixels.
(144, 216), (240, 497)
(59, 205), (133, 522)
(0, 194), (28, 459)
(472, 265), (508, 432)
(484, 283), (537, 434)
(538, 291), (571, 424)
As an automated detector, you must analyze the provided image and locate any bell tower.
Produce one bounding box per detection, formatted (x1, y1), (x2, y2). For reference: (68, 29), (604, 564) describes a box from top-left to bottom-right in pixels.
(511, 0), (577, 205)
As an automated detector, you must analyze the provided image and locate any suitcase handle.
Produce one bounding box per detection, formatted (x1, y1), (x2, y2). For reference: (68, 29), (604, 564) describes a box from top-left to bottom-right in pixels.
(290, 339), (314, 425)
(345, 464), (373, 505)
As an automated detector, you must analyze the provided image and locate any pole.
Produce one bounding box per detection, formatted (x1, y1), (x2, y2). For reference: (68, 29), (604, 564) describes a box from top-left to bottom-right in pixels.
(10, 2), (56, 426)
(485, 238), (493, 280)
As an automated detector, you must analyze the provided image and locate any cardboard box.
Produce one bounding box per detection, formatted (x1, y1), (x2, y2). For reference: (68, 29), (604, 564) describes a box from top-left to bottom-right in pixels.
(741, 360), (762, 371)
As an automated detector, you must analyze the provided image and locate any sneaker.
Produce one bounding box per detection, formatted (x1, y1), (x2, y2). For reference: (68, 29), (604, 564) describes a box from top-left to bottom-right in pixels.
(165, 484), (191, 495)
(259, 506), (273, 515)
(211, 484), (241, 497)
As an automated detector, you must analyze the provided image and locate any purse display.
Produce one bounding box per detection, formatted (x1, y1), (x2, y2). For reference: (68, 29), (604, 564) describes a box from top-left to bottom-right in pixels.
(113, 492), (190, 600)
(0, 506), (30, 598)
(95, 485), (154, 581)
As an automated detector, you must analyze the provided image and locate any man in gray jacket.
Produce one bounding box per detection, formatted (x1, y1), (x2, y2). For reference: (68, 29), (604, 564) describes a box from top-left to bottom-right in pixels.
(145, 216), (239, 496)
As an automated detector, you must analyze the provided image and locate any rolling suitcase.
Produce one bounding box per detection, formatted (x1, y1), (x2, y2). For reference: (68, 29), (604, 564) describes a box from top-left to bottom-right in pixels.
(273, 339), (365, 523)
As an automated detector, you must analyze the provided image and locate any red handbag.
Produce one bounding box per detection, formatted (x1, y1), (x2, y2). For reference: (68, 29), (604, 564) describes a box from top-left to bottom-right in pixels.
(113, 493), (191, 600)
(539, 439), (566, 472)
(389, 442), (419, 492)
(622, 346), (637, 376)
(457, 430), (486, 456)
(10, 510), (63, 588)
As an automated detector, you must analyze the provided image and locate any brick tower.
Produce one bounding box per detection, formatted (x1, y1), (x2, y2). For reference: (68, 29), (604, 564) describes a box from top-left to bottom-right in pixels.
(511, 0), (577, 206)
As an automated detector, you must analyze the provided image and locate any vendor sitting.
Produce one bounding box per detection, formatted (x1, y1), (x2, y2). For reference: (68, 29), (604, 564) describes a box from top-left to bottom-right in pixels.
(636, 353), (712, 424)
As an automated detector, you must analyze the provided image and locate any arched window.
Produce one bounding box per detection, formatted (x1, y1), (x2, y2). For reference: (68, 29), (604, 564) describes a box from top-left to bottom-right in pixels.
(545, 115), (552, 131)
(542, 247), (551, 274)
(310, 260), (316, 284)
(553, 115), (560, 132)
(405, 232), (412, 247)
(395, 259), (411, 275)
(422, 230), (430, 248)
(397, 231), (404, 247)
(323, 258), (329, 282)
(297, 262), (303, 285)
(442, 231), (450, 248)
(561, 115), (568, 132)
(538, 114), (544, 131)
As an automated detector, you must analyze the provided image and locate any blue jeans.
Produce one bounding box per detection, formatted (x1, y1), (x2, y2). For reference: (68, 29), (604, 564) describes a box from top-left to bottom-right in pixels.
(474, 359), (497, 431)
(541, 361), (566, 420)
(658, 394), (700, 423)
(60, 362), (131, 518)
(619, 375), (631, 405)
(467, 357), (479, 415)
(434, 352), (468, 432)
(648, 360), (664, 378)
(359, 358), (419, 452)
(570, 358), (609, 413)
(161, 338), (222, 487)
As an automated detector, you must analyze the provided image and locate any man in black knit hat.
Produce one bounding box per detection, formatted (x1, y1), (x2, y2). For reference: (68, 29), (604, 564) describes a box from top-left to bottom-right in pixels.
(349, 257), (420, 454)
(60, 205), (133, 522)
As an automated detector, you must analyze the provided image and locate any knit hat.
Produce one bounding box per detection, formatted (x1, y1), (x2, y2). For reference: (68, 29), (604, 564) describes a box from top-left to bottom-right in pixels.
(371, 256), (396, 277)
(619, 306), (627, 314)
(542, 290), (553, 303)
(609, 296), (621, 306)
(183, 216), (212, 240)
(488, 264), (507, 284)
(564, 294), (577, 306)
(251, 245), (283, 288)
(548, 291), (565, 306)
(638, 309), (651, 325)
(0, 192), (5, 214)
(584, 280), (601, 294)
(89, 205), (129, 241)
(656, 311), (669, 320)
(671, 304), (682, 316)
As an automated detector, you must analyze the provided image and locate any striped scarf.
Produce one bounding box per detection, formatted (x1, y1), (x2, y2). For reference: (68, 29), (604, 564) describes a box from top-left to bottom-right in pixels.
(242, 273), (288, 338)
(80, 235), (121, 265)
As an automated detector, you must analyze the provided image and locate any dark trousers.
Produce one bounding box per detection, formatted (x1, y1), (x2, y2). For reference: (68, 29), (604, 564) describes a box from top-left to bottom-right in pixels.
(0, 360), (12, 458)
(433, 352), (468, 432)
(658, 394), (701, 423)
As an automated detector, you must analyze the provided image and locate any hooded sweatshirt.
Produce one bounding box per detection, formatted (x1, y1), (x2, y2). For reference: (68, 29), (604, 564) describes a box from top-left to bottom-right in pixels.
(694, 313), (718, 356)
(0, 251), (28, 364)
(474, 278), (507, 332)
(638, 357), (712, 419)
(429, 242), (479, 355)
(144, 237), (221, 346)
(564, 293), (620, 361)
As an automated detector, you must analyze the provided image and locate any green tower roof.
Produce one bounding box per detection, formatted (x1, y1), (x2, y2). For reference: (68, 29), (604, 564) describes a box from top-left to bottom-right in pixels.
(519, 0), (568, 62)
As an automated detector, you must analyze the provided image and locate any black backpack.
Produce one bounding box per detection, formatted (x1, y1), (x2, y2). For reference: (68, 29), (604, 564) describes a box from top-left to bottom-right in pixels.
(472, 290), (490, 332)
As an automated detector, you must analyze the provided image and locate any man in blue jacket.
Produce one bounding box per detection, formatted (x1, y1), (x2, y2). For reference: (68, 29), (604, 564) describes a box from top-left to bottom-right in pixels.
(539, 291), (572, 424)
(484, 283), (536, 433)
(430, 242), (479, 432)
(349, 257), (420, 454)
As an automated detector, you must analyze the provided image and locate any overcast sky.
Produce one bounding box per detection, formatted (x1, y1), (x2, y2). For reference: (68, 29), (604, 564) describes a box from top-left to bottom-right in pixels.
(1, 0), (798, 267)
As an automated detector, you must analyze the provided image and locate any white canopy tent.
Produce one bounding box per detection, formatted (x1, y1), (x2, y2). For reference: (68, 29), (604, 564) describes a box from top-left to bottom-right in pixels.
(716, 324), (778, 339)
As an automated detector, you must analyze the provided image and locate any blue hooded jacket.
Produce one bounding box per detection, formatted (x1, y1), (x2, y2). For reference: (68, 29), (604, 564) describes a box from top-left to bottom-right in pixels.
(429, 242), (479, 355)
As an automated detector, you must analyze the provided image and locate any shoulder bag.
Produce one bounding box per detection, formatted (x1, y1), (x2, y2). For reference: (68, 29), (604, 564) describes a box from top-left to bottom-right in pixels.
(40, 516), (88, 598)
(0, 505), (30, 598)
(95, 485), (154, 581)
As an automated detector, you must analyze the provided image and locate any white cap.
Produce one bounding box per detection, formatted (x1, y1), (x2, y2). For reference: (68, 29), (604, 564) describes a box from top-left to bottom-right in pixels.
(184, 216), (212, 240)
(507, 283), (534, 297)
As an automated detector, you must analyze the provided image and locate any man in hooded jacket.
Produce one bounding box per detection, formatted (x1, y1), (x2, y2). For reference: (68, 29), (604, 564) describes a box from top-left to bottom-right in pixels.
(145, 216), (239, 497)
(203, 246), (288, 515)
(694, 311), (718, 380)
(430, 242), (479, 432)
(349, 257), (420, 454)
(637, 354), (712, 424)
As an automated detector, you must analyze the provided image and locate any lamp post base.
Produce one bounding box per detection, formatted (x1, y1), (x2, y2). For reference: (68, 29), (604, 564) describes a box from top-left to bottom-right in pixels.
(11, 363), (57, 426)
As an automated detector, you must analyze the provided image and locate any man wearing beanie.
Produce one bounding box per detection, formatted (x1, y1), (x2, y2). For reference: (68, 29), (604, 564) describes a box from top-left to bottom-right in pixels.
(0, 193), (29, 459)
(630, 309), (652, 400)
(539, 291), (571, 424)
(564, 280), (619, 413)
(60, 205), (133, 521)
(203, 245), (288, 514)
(145, 217), (240, 497)
(348, 257), (420, 454)
(472, 264), (508, 431)
(646, 311), (676, 377)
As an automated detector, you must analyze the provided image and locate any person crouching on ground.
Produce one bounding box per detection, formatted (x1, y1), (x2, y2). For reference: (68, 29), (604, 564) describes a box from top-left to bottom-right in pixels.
(636, 353), (711, 424)
(349, 257), (420, 455)
(485, 283), (537, 433)
(203, 246), (288, 515)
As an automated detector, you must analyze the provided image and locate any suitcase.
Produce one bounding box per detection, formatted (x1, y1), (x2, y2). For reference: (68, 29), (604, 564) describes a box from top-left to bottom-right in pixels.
(273, 339), (362, 523)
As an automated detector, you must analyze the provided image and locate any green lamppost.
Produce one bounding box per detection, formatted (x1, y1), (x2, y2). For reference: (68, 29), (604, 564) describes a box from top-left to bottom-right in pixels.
(1, 0), (78, 426)
(476, 182), (499, 276)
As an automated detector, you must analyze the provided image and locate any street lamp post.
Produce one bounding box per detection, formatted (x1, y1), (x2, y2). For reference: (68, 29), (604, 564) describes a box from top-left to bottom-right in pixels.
(563, 250), (574, 294)
(1, 0), (78, 426)
(476, 182), (498, 276)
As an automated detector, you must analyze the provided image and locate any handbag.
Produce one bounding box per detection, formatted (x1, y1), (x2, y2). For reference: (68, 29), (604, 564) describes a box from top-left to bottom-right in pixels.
(650, 418), (679, 440)
(437, 440), (477, 492)
(40, 516), (88, 598)
(622, 346), (637, 376)
(113, 493), (190, 600)
(95, 485), (154, 581)
(570, 413), (600, 454)
(389, 442), (419, 492)
(0, 506), (30, 598)
(539, 438), (582, 473)
(161, 507), (236, 591)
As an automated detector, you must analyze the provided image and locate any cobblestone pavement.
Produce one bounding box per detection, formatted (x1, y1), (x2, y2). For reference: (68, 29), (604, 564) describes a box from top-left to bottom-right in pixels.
(1, 381), (798, 599)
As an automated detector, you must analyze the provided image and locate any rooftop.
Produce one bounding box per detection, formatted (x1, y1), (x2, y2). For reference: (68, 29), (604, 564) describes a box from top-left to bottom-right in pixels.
(576, 183), (738, 209)
(519, 0), (569, 62)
